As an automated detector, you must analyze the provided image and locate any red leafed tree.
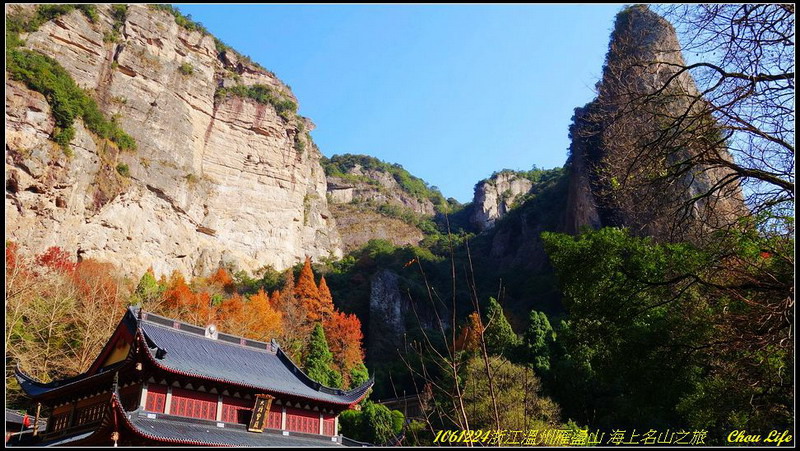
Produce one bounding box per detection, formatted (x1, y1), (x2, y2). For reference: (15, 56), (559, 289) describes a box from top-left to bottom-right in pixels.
(35, 246), (75, 273)
(6, 241), (20, 270)
(324, 311), (365, 385)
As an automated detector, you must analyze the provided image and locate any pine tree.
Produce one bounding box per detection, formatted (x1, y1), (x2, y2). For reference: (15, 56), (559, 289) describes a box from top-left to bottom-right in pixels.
(303, 323), (342, 388)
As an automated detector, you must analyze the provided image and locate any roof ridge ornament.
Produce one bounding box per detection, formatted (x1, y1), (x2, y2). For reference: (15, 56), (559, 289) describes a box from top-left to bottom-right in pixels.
(204, 324), (219, 340)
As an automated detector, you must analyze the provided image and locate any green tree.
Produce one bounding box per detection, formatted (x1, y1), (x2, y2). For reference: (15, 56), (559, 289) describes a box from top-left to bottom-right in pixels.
(130, 269), (165, 310)
(541, 225), (793, 441)
(483, 297), (519, 356)
(303, 323), (342, 388)
(349, 362), (370, 388)
(461, 354), (560, 431)
(522, 310), (555, 377)
(339, 401), (401, 445)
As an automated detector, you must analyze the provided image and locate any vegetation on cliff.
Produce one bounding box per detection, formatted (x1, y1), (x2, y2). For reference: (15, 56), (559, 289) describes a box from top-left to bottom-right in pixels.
(7, 5), (137, 154)
(214, 84), (298, 121)
(323, 154), (449, 209)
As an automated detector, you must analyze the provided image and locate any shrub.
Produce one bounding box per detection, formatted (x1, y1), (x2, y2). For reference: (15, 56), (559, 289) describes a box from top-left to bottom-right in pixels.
(53, 126), (75, 149)
(110, 4), (128, 23)
(103, 30), (120, 43)
(150, 4), (207, 34)
(215, 84), (297, 121)
(293, 136), (306, 154)
(7, 48), (136, 153)
(116, 163), (130, 177)
(74, 5), (98, 23)
(178, 62), (194, 76)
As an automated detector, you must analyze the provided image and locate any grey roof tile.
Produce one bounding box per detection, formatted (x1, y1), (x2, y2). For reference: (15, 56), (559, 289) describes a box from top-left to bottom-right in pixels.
(139, 314), (371, 406)
(124, 410), (343, 447)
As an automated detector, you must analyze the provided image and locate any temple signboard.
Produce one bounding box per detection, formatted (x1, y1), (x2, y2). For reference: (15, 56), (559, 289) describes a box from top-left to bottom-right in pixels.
(247, 394), (275, 433)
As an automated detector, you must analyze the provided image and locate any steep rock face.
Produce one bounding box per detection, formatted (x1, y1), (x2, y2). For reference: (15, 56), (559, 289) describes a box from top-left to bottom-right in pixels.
(564, 5), (744, 240)
(366, 269), (438, 364)
(325, 158), (438, 251)
(326, 164), (436, 216)
(367, 269), (406, 363)
(470, 171), (534, 232)
(330, 204), (424, 253)
(5, 5), (342, 277)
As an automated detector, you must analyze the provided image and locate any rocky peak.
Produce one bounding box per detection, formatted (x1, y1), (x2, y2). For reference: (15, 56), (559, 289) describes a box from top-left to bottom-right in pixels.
(324, 154), (440, 216)
(564, 5), (744, 240)
(470, 171), (534, 232)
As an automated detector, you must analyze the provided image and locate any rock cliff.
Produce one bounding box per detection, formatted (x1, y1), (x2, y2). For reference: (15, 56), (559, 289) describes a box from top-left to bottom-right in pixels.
(6, 4), (342, 277)
(323, 154), (445, 252)
(470, 171), (534, 232)
(564, 5), (744, 240)
(324, 155), (439, 216)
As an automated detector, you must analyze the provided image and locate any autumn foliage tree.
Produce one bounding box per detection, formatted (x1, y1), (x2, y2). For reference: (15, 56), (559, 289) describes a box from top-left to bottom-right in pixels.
(295, 256), (322, 323)
(162, 271), (215, 326)
(5, 244), (129, 407)
(317, 275), (335, 323)
(241, 289), (283, 342)
(6, 243), (370, 410)
(324, 311), (366, 387)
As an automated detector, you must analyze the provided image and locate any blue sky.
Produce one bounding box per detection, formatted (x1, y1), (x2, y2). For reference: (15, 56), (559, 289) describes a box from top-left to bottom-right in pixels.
(177, 4), (625, 202)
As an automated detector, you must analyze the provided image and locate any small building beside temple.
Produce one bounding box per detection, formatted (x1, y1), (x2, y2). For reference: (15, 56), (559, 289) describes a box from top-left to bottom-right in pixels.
(14, 307), (373, 446)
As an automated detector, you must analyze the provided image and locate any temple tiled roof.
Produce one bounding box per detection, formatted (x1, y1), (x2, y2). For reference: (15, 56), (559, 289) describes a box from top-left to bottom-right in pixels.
(15, 362), (121, 399)
(119, 408), (343, 447)
(137, 309), (372, 406)
(17, 307), (373, 407)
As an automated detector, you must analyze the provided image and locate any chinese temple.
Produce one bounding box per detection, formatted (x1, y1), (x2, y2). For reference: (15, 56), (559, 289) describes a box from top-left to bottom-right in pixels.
(14, 307), (373, 446)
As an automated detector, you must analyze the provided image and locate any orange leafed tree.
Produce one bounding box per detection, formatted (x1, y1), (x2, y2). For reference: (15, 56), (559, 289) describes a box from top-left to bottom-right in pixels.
(295, 256), (322, 324)
(269, 289), (281, 306)
(324, 311), (365, 385)
(216, 293), (247, 336)
(208, 267), (235, 294)
(246, 289), (284, 342)
(454, 312), (483, 353)
(317, 276), (335, 324)
(163, 272), (216, 327)
(275, 270), (309, 359)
